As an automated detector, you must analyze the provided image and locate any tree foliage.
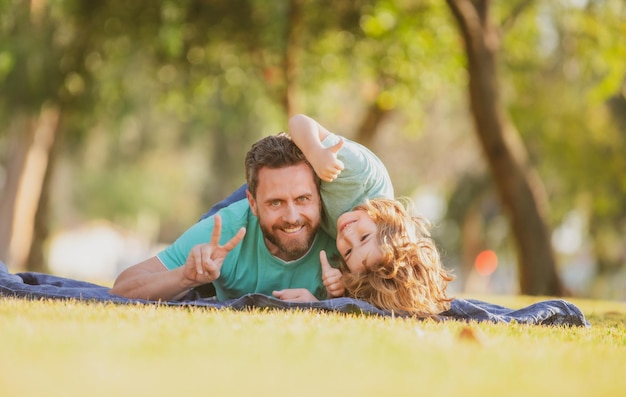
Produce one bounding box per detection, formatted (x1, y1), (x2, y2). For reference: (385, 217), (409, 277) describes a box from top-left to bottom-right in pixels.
(0, 0), (624, 298)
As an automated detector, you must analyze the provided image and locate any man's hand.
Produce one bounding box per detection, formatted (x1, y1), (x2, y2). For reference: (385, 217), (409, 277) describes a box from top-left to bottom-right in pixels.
(311, 139), (344, 182)
(272, 288), (319, 302)
(320, 250), (345, 298)
(182, 214), (246, 285)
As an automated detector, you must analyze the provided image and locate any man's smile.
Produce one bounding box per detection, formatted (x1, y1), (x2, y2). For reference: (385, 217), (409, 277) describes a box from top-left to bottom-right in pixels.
(281, 225), (305, 234)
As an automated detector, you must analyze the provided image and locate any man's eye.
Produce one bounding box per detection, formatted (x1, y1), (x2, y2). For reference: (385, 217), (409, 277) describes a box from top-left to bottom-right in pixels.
(297, 196), (309, 202)
(270, 200), (281, 207)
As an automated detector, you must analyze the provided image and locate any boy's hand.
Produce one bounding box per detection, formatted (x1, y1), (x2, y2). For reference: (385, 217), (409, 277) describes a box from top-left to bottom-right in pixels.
(320, 250), (345, 298)
(311, 139), (344, 182)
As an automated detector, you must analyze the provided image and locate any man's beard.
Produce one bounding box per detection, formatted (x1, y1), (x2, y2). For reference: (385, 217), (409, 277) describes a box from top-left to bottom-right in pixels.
(260, 221), (318, 261)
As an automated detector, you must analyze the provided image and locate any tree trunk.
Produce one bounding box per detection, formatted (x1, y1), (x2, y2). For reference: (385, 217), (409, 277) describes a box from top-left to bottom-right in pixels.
(461, 200), (484, 287)
(0, 104), (60, 272)
(27, 116), (61, 273)
(284, 0), (304, 116)
(446, 0), (564, 295)
(354, 101), (391, 148)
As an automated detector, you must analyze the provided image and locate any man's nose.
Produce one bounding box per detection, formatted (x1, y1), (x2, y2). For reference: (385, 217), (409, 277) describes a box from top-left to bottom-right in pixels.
(282, 202), (299, 224)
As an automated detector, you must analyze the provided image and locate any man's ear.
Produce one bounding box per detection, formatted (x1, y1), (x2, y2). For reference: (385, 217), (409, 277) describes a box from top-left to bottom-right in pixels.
(246, 189), (258, 216)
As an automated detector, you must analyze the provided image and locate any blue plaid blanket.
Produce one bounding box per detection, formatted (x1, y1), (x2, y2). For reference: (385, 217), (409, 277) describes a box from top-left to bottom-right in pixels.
(0, 260), (589, 326)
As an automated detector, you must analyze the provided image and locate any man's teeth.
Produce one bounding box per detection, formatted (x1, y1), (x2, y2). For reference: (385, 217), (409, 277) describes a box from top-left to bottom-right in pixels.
(283, 226), (302, 233)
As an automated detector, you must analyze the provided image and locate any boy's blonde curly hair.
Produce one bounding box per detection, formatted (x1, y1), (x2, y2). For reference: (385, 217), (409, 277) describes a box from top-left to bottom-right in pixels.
(340, 198), (454, 317)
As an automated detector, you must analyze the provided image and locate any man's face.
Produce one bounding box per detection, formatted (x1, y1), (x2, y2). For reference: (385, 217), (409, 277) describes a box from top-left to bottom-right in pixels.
(247, 163), (322, 261)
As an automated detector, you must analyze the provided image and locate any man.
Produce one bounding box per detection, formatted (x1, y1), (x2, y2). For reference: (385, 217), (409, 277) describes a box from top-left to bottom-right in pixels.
(110, 134), (340, 302)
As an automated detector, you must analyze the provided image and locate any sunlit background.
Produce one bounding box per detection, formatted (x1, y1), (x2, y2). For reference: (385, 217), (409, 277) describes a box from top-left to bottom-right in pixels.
(1, 0), (624, 300)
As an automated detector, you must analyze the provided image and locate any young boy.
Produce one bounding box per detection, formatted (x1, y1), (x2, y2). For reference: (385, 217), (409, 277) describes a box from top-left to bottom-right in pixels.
(286, 114), (454, 317)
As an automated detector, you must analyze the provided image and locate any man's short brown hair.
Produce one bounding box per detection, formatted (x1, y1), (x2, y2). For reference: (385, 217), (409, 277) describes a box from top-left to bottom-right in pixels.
(244, 133), (320, 197)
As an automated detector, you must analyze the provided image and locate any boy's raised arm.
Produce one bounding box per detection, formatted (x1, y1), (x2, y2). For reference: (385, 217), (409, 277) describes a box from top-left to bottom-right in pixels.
(288, 114), (344, 182)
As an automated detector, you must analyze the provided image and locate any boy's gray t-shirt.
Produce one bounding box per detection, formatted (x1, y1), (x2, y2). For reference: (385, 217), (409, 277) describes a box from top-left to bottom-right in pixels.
(319, 133), (394, 237)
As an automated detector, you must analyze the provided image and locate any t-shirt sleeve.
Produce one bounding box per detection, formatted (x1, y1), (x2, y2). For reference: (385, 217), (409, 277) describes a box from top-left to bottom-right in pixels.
(157, 198), (250, 270)
(321, 133), (393, 196)
(157, 216), (216, 270)
(318, 133), (394, 236)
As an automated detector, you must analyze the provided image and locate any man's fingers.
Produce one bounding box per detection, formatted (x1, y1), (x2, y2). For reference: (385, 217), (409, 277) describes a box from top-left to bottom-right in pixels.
(221, 227), (246, 252)
(273, 290), (297, 300)
(200, 245), (215, 276)
(211, 214), (244, 252)
(204, 258), (222, 280)
(210, 214), (223, 245)
(273, 288), (316, 302)
(190, 246), (204, 275)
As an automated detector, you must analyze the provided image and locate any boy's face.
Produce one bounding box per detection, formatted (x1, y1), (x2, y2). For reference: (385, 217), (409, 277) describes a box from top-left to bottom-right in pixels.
(335, 209), (383, 273)
(248, 163), (322, 261)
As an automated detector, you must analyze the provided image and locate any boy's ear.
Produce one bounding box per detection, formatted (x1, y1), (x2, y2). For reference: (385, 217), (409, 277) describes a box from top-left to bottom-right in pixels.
(246, 189), (258, 216)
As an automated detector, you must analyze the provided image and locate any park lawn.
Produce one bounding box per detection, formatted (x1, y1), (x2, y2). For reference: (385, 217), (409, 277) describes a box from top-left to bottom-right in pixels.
(0, 295), (624, 397)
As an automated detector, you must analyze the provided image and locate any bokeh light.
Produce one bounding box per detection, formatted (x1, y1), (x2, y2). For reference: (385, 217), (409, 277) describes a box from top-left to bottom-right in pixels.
(475, 250), (498, 276)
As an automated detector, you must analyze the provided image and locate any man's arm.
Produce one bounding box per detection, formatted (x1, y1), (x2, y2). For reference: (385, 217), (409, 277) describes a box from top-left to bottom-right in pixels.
(110, 256), (197, 301)
(110, 214), (246, 301)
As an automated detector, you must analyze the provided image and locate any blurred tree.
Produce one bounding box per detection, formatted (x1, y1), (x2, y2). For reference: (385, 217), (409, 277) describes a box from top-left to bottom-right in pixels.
(0, 1), (81, 272)
(503, 0), (626, 296)
(296, 0), (461, 147)
(446, 0), (564, 295)
(1, 0), (623, 300)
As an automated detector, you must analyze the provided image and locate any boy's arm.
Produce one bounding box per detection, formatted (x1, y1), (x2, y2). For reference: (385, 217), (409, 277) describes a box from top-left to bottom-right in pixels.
(288, 114), (344, 182)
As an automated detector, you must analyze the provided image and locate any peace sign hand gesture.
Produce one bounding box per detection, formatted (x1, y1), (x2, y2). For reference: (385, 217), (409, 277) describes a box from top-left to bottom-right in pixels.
(182, 214), (246, 285)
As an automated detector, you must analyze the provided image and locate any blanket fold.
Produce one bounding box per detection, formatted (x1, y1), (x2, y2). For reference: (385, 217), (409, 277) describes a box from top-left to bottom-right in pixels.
(0, 261), (589, 326)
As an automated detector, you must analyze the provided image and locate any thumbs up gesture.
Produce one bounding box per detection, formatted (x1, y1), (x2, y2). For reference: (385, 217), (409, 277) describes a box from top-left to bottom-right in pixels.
(311, 139), (345, 183)
(320, 250), (345, 299)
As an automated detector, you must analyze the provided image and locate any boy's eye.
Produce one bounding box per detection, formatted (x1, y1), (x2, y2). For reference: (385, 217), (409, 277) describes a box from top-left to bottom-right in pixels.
(344, 248), (352, 257)
(360, 234), (370, 242)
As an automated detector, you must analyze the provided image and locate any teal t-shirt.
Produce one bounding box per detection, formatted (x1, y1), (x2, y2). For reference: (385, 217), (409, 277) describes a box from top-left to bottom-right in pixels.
(319, 133), (394, 237)
(157, 199), (339, 301)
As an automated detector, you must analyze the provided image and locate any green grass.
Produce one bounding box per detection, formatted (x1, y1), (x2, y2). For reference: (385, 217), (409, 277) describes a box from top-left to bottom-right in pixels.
(1, 295), (625, 397)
